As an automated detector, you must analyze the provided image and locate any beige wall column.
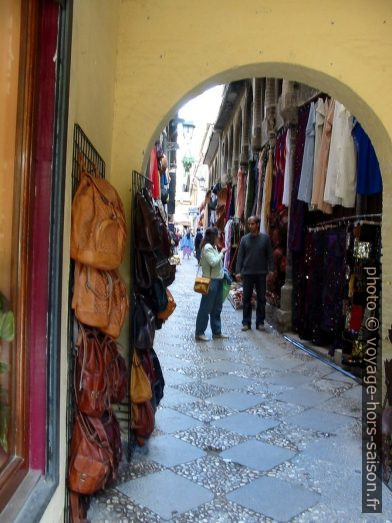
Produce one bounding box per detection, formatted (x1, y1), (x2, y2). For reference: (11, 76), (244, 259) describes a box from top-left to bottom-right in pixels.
(276, 80), (298, 332)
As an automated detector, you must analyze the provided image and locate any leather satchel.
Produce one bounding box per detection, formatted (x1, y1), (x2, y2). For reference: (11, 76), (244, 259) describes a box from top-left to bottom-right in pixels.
(133, 296), (155, 350)
(68, 413), (113, 495)
(157, 289), (176, 321)
(72, 263), (128, 339)
(194, 265), (211, 295)
(71, 170), (126, 270)
(131, 400), (155, 447)
(75, 328), (108, 417)
(130, 351), (152, 404)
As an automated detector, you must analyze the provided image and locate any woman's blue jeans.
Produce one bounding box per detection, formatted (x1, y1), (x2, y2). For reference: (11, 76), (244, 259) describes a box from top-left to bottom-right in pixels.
(195, 278), (223, 336)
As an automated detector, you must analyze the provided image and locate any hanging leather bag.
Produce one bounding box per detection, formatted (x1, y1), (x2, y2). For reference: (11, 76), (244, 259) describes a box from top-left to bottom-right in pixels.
(71, 171), (127, 270)
(72, 263), (129, 339)
(134, 189), (162, 252)
(131, 400), (155, 447)
(150, 348), (165, 407)
(133, 296), (155, 350)
(75, 328), (108, 417)
(68, 412), (113, 495)
(130, 351), (152, 404)
(102, 337), (128, 404)
(157, 289), (176, 321)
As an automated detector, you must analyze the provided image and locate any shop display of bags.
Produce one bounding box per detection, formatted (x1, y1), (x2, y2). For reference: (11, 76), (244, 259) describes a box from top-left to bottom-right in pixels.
(69, 166), (129, 518)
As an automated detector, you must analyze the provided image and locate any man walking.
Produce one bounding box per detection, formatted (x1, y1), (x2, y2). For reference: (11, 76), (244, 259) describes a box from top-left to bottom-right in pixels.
(194, 227), (203, 264)
(235, 215), (273, 331)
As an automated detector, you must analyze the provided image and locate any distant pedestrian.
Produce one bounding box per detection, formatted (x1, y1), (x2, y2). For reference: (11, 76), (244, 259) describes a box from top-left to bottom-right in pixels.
(180, 230), (194, 259)
(195, 227), (228, 341)
(194, 228), (203, 264)
(235, 215), (273, 331)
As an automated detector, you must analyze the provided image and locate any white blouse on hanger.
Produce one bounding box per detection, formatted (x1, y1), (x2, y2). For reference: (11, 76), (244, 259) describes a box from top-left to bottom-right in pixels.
(323, 101), (357, 207)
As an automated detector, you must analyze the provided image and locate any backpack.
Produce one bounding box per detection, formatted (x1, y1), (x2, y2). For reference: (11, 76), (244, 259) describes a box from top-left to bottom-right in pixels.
(71, 172), (126, 270)
(75, 328), (108, 417)
(68, 413), (113, 495)
(72, 263), (129, 339)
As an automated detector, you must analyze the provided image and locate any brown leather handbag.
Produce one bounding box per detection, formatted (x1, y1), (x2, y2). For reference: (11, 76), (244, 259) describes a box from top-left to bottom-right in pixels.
(68, 412), (113, 495)
(157, 289), (176, 321)
(130, 351), (152, 404)
(72, 263), (128, 339)
(71, 171), (127, 270)
(131, 400), (155, 447)
(75, 328), (108, 417)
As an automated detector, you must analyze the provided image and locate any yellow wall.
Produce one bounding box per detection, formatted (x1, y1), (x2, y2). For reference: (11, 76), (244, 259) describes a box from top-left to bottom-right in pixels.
(40, 1), (120, 521)
(42, 0), (392, 518)
(111, 0), (392, 354)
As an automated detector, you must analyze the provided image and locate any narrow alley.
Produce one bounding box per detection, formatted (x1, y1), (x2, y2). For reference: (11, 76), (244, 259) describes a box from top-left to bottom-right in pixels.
(89, 259), (392, 522)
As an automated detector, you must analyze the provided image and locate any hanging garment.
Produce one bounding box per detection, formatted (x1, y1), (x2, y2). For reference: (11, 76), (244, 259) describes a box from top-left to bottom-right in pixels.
(260, 149), (274, 234)
(352, 121), (383, 195)
(235, 168), (246, 219)
(149, 146), (160, 200)
(244, 161), (256, 223)
(282, 128), (292, 207)
(298, 102), (316, 204)
(334, 104), (357, 207)
(324, 102), (357, 208)
(225, 184), (233, 223)
(224, 219), (232, 269)
(288, 104), (309, 252)
(311, 98), (334, 214)
(272, 128), (287, 210)
(256, 149), (267, 216)
(310, 98), (327, 208)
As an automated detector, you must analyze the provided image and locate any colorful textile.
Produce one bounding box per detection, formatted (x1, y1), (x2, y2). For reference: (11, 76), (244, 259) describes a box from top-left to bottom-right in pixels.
(298, 102), (316, 204)
(311, 98), (334, 214)
(282, 128), (292, 207)
(352, 121), (382, 195)
(149, 146), (160, 200)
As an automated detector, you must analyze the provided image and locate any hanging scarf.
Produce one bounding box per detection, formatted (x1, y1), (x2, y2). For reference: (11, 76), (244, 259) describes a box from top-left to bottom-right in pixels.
(149, 145), (160, 200)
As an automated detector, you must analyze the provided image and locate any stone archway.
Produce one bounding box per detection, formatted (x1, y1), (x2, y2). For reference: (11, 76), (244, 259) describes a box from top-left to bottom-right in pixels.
(109, 0), (392, 363)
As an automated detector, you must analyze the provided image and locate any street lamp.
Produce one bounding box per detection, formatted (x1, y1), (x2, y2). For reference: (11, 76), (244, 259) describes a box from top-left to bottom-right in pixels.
(182, 121), (196, 142)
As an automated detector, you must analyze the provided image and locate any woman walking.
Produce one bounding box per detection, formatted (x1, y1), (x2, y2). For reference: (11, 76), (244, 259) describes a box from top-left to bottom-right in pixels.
(195, 227), (228, 341)
(180, 230), (194, 259)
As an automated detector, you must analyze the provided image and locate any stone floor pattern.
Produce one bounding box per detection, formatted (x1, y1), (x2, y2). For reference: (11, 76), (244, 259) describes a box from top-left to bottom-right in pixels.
(88, 259), (392, 522)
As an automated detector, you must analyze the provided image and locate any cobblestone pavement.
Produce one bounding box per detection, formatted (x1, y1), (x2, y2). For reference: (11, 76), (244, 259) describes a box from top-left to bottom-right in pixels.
(89, 259), (392, 522)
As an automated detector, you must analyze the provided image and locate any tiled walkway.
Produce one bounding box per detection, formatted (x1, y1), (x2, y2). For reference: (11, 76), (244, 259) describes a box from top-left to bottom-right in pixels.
(89, 259), (392, 522)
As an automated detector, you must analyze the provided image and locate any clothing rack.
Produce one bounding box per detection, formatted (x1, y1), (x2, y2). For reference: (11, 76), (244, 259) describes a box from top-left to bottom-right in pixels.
(307, 213), (381, 232)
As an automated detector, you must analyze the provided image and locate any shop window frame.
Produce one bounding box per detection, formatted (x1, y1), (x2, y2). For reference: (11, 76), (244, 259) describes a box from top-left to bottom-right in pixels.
(0, 0), (73, 519)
